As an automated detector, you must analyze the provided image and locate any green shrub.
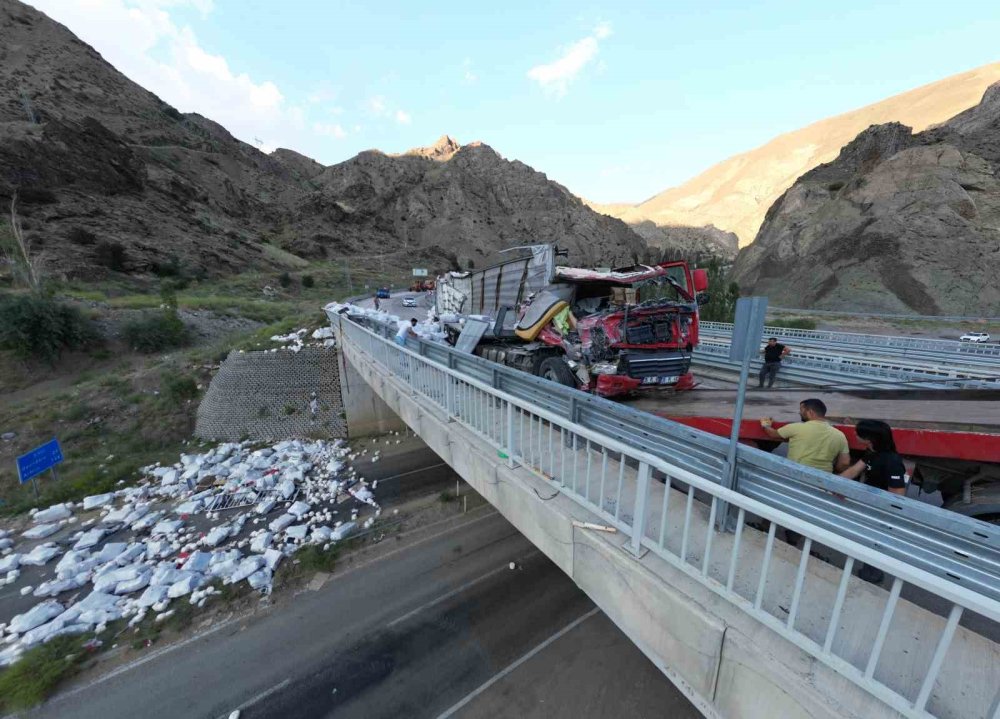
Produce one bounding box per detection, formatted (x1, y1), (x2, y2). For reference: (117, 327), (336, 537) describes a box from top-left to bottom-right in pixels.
(161, 370), (198, 404)
(278, 271), (292, 288)
(772, 318), (817, 330)
(301, 274), (315, 288)
(0, 293), (99, 362)
(0, 635), (87, 710)
(122, 309), (191, 353)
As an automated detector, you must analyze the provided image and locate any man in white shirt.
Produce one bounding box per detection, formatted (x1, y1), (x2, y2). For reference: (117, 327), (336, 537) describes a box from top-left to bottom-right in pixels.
(395, 318), (418, 346)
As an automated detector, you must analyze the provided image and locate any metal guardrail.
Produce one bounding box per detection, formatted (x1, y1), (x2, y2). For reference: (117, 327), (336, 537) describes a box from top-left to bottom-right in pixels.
(337, 311), (1000, 598)
(766, 306), (1000, 323)
(694, 343), (988, 389)
(336, 313), (1000, 719)
(703, 321), (1000, 357)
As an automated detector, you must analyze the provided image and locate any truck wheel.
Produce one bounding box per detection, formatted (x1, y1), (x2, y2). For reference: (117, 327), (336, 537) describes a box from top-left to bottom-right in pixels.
(538, 357), (576, 387)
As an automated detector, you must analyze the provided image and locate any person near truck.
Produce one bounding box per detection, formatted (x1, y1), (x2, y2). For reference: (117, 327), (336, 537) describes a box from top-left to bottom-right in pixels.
(759, 398), (851, 546)
(395, 317), (418, 346)
(758, 337), (790, 388)
(838, 419), (907, 584)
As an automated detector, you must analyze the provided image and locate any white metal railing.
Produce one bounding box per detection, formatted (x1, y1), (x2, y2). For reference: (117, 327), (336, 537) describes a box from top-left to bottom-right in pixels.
(337, 316), (1000, 719)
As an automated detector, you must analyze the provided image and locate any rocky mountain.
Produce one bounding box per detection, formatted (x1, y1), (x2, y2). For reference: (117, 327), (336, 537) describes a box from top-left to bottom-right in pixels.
(0, 1), (645, 282)
(594, 62), (1000, 250)
(730, 84), (1000, 315)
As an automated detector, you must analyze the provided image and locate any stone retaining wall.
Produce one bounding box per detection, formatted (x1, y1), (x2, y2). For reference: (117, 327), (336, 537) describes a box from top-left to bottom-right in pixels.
(195, 347), (347, 442)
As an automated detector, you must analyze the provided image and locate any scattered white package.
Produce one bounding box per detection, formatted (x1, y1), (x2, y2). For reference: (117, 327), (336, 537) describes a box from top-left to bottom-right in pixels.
(21, 544), (61, 566)
(73, 528), (107, 550)
(269, 514), (295, 533)
(249, 532), (273, 553)
(82, 493), (115, 510)
(33, 504), (72, 524)
(285, 525), (309, 541)
(22, 523), (60, 540)
(331, 522), (356, 541)
(167, 574), (204, 598)
(9, 600), (64, 634)
(286, 501), (311, 519)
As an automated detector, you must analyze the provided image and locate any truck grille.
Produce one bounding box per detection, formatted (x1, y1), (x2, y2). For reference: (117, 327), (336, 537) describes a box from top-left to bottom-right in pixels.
(620, 351), (691, 379)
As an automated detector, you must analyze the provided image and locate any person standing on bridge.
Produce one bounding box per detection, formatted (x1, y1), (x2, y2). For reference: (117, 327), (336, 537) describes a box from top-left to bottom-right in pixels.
(759, 398), (851, 546)
(758, 337), (791, 388)
(395, 317), (418, 346)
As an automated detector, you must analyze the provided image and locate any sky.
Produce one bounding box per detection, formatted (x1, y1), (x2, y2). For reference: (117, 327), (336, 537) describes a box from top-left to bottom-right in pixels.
(24, 0), (1000, 203)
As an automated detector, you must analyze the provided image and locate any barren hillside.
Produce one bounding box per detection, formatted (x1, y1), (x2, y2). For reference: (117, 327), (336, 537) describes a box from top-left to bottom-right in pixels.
(0, 1), (646, 280)
(597, 62), (1000, 249)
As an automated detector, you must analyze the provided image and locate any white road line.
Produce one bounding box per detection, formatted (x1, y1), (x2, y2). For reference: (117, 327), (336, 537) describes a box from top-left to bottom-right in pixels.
(330, 507), (499, 582)
(49, 615), (240, 703)
(376, 463), (448, 483)
(435, 607), (601, 719)
(217, 678), (291, 718)
(386, 550), (539, 629)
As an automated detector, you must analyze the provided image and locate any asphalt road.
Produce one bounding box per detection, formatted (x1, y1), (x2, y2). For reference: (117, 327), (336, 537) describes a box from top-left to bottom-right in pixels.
(30, 509), (695, 719)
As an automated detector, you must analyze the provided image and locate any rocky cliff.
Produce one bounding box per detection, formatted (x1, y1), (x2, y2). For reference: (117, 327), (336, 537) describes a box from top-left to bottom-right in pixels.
(597, 62), (1000, 251)
(730, 84), (1000, 314)
(0, 1), (644, 280)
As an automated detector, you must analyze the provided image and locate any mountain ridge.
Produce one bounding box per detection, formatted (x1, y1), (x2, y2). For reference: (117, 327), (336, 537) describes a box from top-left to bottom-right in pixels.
(593, 61), (1000, 249)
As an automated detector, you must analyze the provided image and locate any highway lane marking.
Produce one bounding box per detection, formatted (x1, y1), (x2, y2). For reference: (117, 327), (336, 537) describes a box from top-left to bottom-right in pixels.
(435, 606), (601, 719)
(45, 614), (240, 705)
(217, 678), (291, 718)
(329, 506), (499, 582)
(375, 462), (448, 482)
(41, 508), (502, 706)
(386, 550), (540, 629)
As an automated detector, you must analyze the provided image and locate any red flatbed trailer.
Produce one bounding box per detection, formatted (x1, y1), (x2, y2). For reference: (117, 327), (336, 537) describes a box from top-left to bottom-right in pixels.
(662, 415), (1000, 522)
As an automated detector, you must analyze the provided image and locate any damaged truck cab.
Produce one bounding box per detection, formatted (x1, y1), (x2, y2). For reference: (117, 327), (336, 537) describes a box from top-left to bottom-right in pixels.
(435, 244), (708, 398)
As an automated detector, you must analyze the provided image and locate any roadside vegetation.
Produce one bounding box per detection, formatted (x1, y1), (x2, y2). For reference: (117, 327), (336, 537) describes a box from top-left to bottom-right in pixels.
(0, 215), (412, 511)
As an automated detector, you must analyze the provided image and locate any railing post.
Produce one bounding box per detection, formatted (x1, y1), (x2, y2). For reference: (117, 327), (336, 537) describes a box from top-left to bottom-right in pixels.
(628, 461), (651, 557)
(505, 400), (516, 468)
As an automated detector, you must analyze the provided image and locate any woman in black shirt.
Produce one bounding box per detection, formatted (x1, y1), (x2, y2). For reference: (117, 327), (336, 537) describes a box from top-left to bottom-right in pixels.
(839, 419), (907, 495)
(839, 420), (907, 584)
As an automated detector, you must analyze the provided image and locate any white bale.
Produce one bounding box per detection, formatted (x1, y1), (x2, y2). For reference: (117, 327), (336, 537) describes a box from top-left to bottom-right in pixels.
(9, 600), (64, 634)
(269, 514), (295, 533)
(82, 493), (115, 510)
(33, 504), (72, 524)
(22, 523), (60, 540)
(250, 532), (273, 553)
(22, 544), (61, 566)
(167, 574), (203, 598)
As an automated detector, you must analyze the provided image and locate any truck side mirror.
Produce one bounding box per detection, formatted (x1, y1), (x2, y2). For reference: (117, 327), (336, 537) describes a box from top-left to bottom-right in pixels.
(692, 268), (709, 293)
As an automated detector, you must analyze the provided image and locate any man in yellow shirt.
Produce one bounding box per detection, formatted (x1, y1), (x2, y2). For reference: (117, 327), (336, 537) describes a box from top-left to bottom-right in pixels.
(760, 398), (851, 546)
(760, 398), (851, 473)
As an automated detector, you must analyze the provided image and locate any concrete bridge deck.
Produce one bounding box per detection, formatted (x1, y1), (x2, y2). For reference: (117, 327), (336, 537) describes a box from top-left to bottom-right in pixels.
(339, 330), (1000, 719)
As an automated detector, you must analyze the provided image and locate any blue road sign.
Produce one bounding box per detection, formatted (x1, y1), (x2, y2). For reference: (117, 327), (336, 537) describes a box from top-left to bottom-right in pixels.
(16, 439), (63, 484)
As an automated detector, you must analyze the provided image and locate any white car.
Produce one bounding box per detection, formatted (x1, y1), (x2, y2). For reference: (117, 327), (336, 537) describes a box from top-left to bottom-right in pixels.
(401, 297), (417, 308)
(959, 332), (990, 343)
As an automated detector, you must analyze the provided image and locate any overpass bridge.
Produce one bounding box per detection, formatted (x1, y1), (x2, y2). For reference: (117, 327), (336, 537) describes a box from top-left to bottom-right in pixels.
(330, 309), (1000, 719)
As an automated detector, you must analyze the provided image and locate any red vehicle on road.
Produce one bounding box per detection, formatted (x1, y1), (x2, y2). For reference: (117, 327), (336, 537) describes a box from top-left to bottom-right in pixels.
(435, 245), (709, 398)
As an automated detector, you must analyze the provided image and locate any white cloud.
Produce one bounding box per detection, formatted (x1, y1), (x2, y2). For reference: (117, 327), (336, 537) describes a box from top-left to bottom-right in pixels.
(462, 58), (477, 84)
(527, 23), (612, 97)
(23, 0), (331, 154)
(394, 109), (411, 125)
(313, 122), (347, 139)
(366, 95), (387, 116)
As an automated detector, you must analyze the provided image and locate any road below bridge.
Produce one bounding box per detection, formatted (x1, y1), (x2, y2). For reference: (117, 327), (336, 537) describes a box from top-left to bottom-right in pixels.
(30, 505), (695, 719)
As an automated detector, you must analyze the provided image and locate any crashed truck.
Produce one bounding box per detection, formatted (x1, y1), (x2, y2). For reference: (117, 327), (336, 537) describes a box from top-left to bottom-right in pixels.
(434, 245), (709, 398)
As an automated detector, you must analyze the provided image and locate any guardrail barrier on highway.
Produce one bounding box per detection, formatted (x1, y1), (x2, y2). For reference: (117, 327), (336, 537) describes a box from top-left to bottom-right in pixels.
(335, 311), (1000, 719)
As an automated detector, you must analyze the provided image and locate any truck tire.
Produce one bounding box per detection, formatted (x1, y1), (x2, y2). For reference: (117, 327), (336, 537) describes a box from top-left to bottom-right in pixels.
(538, 357), (576, 387)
